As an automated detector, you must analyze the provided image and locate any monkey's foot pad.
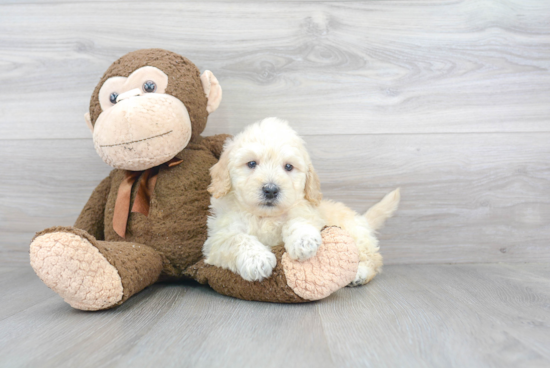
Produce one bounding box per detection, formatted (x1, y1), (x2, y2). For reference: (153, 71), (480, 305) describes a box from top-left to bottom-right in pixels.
(282, 227), (359, 301)
(30, 232), (123, 311)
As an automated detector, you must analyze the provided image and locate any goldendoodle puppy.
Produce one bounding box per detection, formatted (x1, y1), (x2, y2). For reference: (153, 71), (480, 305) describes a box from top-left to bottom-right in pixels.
(204, 117), (400, 285)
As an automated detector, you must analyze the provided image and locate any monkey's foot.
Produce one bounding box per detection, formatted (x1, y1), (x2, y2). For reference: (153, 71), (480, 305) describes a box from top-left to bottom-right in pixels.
(30, 230), (123, 311)
(282, 226), (359, 301)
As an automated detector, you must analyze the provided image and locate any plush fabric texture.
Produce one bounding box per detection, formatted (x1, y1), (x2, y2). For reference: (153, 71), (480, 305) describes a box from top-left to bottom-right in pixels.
(97, 66), (169, 110)
(32, 226), (165, 310)
(282, 227), (359, 300)
(93, 93), (192, 171)
(200, 134), (232, 160)
(184, 244), (307, 303)
(112, 157), (183, 238)
(29, 49), (361, 310)
(92, 239), (164, 307)
(76, 139), (225, 279)
(185, 227), (358, 302)
(75, 176), (111, 241)
(31, 228), (123, 311)
(89, 49), (209, 142)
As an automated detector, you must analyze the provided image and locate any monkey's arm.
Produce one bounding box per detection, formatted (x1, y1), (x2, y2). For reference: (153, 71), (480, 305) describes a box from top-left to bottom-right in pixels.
(74, 175), (111, 240)
(201, 134), (232, 159)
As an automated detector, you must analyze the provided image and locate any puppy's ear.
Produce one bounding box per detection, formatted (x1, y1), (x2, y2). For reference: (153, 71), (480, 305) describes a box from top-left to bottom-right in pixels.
(304, 163), (322, 205)
(208, 142), (232, 198)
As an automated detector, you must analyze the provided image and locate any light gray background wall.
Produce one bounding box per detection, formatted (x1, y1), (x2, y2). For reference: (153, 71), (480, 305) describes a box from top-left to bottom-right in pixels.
(1, 0), (549, 266)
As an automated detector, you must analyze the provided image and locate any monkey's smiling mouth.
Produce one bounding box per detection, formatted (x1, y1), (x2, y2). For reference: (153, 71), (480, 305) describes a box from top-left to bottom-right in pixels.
(100, 130), (173, 148)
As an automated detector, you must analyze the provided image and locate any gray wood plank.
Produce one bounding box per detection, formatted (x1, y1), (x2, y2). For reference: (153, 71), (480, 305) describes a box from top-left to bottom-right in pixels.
(0, 285), (185, 367)
(0, 138), (112, 266)
(307, 133), (550, 265)
(118, 288), (333, 368)
(2, 132), (549, 266)
(0, 0), (369, 3)
(0, 266), (58, 321)
(1, 263), (549, 367)
(0, 281), (333, 368)
(320, 263), (550, 368)
(406, 264), (550, 363)
(0, 267), (18, 276)
(501, 263), (550, 280)
(0, 0), (549, 139)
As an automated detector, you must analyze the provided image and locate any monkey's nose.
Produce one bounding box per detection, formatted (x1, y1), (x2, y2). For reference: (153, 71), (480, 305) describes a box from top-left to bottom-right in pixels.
(116, 88), (142, 103)
(262, 183), (280, 200)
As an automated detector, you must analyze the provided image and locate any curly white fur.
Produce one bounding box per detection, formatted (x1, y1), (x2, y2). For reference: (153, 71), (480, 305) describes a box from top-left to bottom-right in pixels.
(203, 117), (400, 284)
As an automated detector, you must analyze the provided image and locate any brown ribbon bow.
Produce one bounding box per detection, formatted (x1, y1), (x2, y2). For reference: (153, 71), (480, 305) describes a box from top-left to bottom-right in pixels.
(113, 157), (183, 238)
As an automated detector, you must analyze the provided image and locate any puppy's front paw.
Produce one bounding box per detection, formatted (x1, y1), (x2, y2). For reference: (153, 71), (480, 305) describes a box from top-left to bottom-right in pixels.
(285, 228), (322, 261)
(236, 249), (277, 282)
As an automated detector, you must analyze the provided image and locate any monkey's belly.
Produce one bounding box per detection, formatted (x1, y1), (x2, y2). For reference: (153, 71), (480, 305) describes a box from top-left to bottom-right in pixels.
(124, 191), (209, 276)
(103, 148), (216, 277)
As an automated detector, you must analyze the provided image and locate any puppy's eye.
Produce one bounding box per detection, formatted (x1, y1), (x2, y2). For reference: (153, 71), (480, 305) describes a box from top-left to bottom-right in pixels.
(109, 92), (118, 104)
(285, 164), (293, 172)
(247, 161), (257, 169)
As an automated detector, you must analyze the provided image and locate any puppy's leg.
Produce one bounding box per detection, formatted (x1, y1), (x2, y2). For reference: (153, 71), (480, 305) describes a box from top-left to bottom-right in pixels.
(347, 216), (383, 286)
(235, 234), (277, 282)
(319, 200), (384, 286)
(204, 230), (276, 282)
(282, 218), (323, 261)
(351, 188), (400, 285)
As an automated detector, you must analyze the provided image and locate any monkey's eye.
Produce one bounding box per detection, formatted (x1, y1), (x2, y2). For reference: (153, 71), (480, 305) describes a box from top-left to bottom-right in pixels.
(285, 164), (294, 172)
(143, 80), (157, 93)
(247, 161), (257, 169)
(109, 92), (118, 104)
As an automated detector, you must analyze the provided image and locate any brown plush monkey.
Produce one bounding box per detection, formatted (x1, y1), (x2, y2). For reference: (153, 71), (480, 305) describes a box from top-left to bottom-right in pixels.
(29, 49), (359, 311)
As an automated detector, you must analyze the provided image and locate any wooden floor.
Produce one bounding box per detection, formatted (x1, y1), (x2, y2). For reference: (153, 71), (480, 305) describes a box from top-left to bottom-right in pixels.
(1, 263), (549, 368)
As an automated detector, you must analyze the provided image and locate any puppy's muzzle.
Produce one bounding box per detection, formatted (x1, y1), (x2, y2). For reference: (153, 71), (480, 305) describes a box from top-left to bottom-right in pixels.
(262, 183), (280, 203)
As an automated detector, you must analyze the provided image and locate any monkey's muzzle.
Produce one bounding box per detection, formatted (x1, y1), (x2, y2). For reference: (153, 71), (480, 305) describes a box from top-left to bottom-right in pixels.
(93, 93), (192, 171)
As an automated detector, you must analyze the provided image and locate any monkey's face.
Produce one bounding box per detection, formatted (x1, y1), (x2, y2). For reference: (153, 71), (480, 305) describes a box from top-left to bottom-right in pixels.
(90, 66), (190, 171)
(86, 49), (222, 171)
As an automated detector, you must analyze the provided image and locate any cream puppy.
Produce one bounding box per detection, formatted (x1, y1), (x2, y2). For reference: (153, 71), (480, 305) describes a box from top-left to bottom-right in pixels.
(204, 117), (400, 285)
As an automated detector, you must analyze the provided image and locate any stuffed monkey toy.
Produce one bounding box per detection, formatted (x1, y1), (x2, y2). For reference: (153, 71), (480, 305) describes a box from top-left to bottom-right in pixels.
(29, 49), (359, 311)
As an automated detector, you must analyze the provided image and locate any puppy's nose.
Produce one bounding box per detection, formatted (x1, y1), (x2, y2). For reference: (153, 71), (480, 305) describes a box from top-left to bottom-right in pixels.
(262, 183), (279, 200)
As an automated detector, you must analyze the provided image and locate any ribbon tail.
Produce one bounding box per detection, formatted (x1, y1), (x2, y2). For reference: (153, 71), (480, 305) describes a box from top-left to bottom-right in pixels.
(114, 156), (182, 238)
(167, 157), (183, 167)
(113, 171), (140, 238)
(132, 167), (159, 217)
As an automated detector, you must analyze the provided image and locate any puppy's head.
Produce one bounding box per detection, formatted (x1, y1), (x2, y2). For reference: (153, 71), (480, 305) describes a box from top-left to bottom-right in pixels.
(208, 117), (322, 216)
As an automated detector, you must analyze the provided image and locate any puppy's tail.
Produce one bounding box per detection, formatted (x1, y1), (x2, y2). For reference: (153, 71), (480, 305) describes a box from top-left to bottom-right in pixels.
(364, 188), (400, 231)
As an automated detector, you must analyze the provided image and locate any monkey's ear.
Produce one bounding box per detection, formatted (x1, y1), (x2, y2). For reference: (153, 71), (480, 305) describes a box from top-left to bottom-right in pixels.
(84, 112), (93, 133)
(208, 141), (232, 198)
(200, 70), (222, 114)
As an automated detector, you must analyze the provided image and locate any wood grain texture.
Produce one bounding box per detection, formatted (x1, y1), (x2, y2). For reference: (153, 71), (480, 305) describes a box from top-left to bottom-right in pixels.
(0, 267), (57, 321)
(0, 0), (549, 139)
(1, 133), (549, 266)
(320, 263), (550, 368)
(1, 263), (549, 367)
(1, 1), (550, 265)
(308, 133), (550, 265)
